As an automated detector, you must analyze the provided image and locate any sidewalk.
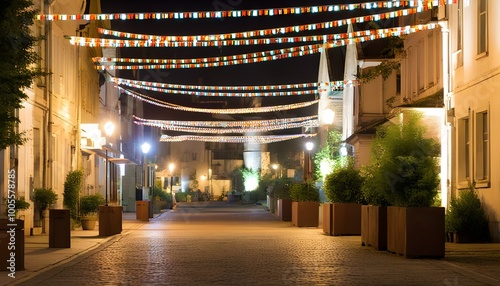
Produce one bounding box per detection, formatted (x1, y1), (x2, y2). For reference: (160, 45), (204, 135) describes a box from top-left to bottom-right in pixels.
(1, 212), (167, 286)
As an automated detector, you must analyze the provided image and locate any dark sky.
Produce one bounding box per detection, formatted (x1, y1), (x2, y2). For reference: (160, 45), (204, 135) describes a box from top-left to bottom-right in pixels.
(97, 0), (393, 141)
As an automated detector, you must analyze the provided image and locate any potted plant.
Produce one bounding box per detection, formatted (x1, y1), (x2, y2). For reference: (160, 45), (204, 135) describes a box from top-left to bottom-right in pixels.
(273, 177), (294, 221)
(363, 111), (444, 258)
(33, 188), (58, 233)
(323, 164), (365, 236)
(290, 182), (320, 227)
(79, 194), (105, 230)
(445, 184), (489, 243)
(63, 170), (84, 221)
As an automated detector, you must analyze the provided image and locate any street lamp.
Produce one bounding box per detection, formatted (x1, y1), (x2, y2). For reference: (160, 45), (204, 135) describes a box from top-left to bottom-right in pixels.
(103, 121), (114, 206)
(169, 163), (175, 209)
(141, 142), (151, 201)
(305, 142), (314, 185)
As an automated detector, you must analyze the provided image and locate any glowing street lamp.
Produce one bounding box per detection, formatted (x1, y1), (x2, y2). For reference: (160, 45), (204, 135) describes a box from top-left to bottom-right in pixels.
(305, 141), (314, 184)
(169, 163), (175, 209)
(103, 121), (114, 206)
(141, 142), (151, 202)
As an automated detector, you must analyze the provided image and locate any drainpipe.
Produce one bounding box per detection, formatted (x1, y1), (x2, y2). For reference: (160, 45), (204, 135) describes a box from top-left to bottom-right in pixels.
(439, 19), (451, 208)
(43, 0), (55, 189)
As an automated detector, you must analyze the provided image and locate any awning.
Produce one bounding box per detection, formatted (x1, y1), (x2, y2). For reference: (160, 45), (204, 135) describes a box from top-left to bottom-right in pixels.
(81, 146), (140, 165)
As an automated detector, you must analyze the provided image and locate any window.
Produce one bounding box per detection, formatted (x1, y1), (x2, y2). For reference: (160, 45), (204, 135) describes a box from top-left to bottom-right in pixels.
(458, 117), (470, 181)
(456, 0), (463, 52)
(475, 111), (489, 183)
(477, 0), (488, 55)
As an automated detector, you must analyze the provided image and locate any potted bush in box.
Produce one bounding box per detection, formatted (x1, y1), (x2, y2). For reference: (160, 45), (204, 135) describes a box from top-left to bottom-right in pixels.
(364, 111), (443, 258)
(323, 164), (365, 236)
(80, 194), (105, 230)
(445, 184), (489, 243)
(290, 182), (320, 227)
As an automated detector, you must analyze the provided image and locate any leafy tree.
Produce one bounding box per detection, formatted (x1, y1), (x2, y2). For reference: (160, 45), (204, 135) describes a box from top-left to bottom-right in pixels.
(357, 36), (405, 83)
(362, 112), (440, 207)
(63, 170), (84, 219)
(0, 0), (45, 149)
(313, 129), (346, 180)
(33, 188), (58, 218)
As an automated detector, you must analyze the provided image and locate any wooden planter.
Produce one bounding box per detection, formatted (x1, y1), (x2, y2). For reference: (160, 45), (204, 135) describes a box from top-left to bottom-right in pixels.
(277, 199), (292, 221)
(323, 203), (361, 236)
(361, 205), (387, 250)
(387, 206), (445, 258)
(291, 202), (319, 227)
(99, 206), (123, 236)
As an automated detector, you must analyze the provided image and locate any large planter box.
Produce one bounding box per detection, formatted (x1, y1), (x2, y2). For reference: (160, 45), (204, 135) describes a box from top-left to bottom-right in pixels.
(99, 206), (123, 236)
(361, 205), (387, 250)
(291, 202), (319, 227)
(277, 199), (292, 221)
(387, 206), (445, 258)
(323, 203), (361, 236)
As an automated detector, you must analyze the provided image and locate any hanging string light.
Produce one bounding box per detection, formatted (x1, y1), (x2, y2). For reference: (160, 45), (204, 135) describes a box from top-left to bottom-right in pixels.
(135, 119), (319, 134)
(36, 1), (432, 21)
(119, 80), (317, 97)
(133, 115), (318, 127)
(90, 24), (437, 70)
(118, 87), (319, 114)
(159, 134), (317, 143)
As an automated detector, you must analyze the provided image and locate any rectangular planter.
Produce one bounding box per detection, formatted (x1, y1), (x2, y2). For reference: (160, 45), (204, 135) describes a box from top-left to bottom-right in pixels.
(387, 206), (445, 258)
(99, 206), (123, 236)
(361, 205), (387, 250)
(291, 202), (319, 227)
(323, 203), (361, 236)
(277, 199), (292, 221)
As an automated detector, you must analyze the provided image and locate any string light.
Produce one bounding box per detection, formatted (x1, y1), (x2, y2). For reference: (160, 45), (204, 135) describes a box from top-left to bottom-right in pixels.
(118, 87), (319, 114)
(133, 115), (318, 127)
(36, 1), (432, 21)
(135, 119), (319, 133)
(159, 134), (317, 143)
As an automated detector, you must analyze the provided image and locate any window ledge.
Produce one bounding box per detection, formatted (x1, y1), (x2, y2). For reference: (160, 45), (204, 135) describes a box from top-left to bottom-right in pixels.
(475, 180), (490, 189)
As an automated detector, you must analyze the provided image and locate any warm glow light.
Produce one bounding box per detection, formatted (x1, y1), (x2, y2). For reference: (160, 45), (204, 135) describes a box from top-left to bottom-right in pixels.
(323, 108), (335, 124)
(305, 142), (314, 151)
(141, 142), (151, 154)
(272, 164), (278, 170)
(169, 163), (175, 173)
(104, 121), (115, 136)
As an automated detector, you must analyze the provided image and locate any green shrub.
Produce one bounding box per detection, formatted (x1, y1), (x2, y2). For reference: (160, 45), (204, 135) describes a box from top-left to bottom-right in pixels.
(362, 112), (440, 207)
(324, 166), (364, 204)
(445, 186), (489, 241)
(289, 182), (319, 202)
(63, 170), (84, 219)
(33, 188), (58, 218)
(79, 194), (105, 217)
(271, 177), (294, 200)
(175, 192), (187, 202)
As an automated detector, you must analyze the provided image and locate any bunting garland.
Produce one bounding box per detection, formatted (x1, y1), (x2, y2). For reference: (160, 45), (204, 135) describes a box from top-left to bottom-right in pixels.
(135, 119), (319, 133)
(113, 77), (345, 92)
(159, 134), (316, 143)
(119, 80), (317, 97)
(36, 1), (432, 21)
(118, 87), (319, 114)
(133, 115), (318, 127)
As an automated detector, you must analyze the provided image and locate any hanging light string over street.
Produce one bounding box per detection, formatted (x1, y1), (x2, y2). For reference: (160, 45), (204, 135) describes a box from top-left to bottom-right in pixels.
(159, 134), (317, 144)
(118, 87), (319, 114)
(135, 119), (319, 134)
(133, 115), (318, 127)
(112, 77), (344, 92)
(97, 20), (432, 43)
(73, 6), (432, 48)
(36, 1), (435, 21)
(118, 80), (318, 97)
(91, 24), (437, 70)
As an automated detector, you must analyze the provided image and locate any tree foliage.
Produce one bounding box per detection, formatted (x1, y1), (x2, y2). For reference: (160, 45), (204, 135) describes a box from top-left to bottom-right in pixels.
(63, 170), (84, 219)
(0, 0), (44, 149)
(362, 112), (440, 207)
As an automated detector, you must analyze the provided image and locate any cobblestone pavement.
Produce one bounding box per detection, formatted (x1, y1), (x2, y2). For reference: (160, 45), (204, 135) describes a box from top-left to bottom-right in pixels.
(16, 202), (500, 286)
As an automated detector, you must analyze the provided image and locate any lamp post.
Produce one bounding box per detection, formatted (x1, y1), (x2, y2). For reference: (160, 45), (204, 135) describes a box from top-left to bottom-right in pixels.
(141, 142), (151, 201)
(169, 163), (175, 209)
(103, 121), (114, 206)
(305, 142), (314, 190)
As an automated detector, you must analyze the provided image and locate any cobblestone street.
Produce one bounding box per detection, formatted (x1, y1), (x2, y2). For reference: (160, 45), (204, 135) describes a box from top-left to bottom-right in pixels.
(16, 202), (500, 285)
